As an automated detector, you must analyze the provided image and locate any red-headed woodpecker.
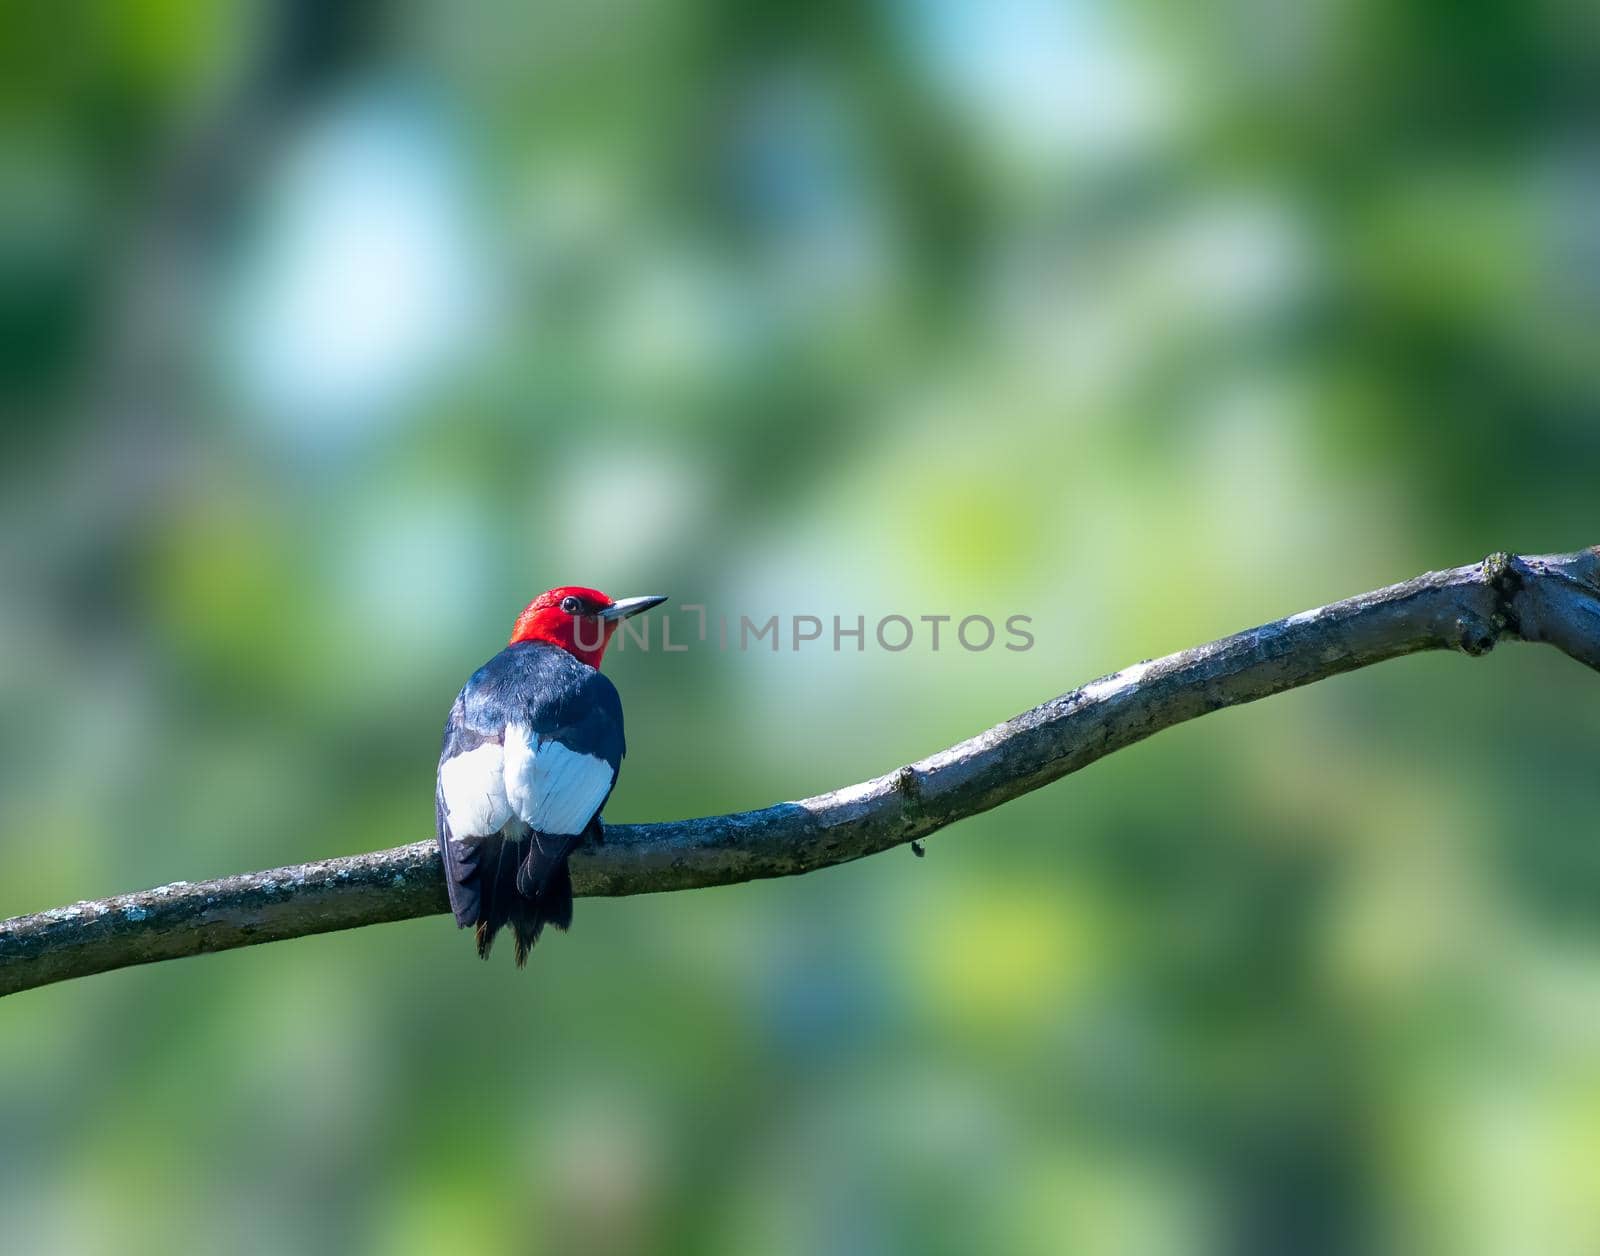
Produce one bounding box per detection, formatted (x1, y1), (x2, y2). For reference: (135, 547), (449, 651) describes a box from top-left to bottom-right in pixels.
(436, 587), (667, 964)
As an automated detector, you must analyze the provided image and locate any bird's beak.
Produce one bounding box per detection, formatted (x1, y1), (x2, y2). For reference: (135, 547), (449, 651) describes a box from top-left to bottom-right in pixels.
(599, 595), (668, 622)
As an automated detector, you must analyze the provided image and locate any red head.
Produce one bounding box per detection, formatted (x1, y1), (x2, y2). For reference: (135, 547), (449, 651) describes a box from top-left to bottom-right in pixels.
(510, 586), (668, 668)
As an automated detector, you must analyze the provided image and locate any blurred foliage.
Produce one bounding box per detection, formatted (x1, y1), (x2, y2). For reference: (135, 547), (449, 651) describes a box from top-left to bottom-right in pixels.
(3, 0), (1599, 1252)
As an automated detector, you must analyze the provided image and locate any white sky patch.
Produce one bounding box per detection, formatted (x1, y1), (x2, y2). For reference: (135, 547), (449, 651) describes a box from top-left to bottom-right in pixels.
(897, 0), (1178, 166)
(223, 84), (487, 442)
(1165, 194), (1313, 324)
(540, 442), (707, 573)
(334, 492), (490, 665)
(608, 251), (724, 384)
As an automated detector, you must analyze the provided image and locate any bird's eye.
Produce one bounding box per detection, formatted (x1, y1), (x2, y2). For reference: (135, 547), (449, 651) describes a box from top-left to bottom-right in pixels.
(560, 596), (584, 614)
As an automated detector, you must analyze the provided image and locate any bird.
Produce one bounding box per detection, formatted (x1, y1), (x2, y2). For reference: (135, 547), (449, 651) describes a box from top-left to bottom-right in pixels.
(435, 586), (666, 964)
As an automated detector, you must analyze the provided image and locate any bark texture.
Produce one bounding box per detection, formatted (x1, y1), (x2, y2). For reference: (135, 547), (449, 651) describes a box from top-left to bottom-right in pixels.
(4, 548), (1598, 997)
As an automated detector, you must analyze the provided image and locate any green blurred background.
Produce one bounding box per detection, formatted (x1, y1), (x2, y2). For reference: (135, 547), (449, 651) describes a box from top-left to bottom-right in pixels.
(3, 1), (1599, 1252)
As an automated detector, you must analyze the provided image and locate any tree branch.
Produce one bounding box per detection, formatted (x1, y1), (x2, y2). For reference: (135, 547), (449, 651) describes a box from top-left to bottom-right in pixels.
(5, 548), (1599, 997)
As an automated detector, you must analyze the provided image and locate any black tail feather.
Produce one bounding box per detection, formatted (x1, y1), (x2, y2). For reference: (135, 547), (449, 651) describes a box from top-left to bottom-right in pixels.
(472, 831), (522, 961)
(541, 859), (574, 932)
(465, 824), (586, 965)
